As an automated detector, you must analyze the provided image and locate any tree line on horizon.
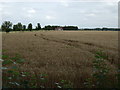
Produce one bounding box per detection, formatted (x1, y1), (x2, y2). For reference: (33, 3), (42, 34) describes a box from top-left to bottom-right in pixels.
(0, 21), (119, 33)
(1, 21), (42, 33)
(0, 21), (79, 33)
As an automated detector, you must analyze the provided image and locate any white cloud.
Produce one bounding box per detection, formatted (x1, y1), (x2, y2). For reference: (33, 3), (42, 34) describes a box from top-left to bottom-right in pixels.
(22, 7), (36, 14)
(0, 0), (72, 2)
(62, 3), (69, 7)
(106, 2), (116, 6)
(0, 8), (2, 11)
(102, 0), (119, 2)
(2, 11), (11, 16)
(60, 0), (69, 7)
(79, 10), (86, 14)
(27, 14), (33, 18)
(87, 13), (96, 17)
(0, 0), (119, 2)
(27, 8), (36, 14)
(45, 15), (56, 20)
(22, 8), (36, 18)
(83, 18), (88, 21)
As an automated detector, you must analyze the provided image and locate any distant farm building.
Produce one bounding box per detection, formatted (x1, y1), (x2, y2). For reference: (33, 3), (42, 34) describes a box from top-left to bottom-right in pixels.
(55, 27), (63, 31)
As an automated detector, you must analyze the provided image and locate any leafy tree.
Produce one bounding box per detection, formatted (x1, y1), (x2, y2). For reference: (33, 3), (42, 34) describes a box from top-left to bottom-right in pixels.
(13, 25), (18, 31)
(17, 23), (23, 31)
(35, 26), (38, 30)
(63, 26), (78, 30)
(44, 25), (52, 30)
(43, 25), (78, 30)
(13, 23), (23, 31)
(43, 25), (58, 30)
(23, 25), (26, 31)
(1, 21), (12, 33)
(28, 23), (32, 31)
(37, 23), (41, 30)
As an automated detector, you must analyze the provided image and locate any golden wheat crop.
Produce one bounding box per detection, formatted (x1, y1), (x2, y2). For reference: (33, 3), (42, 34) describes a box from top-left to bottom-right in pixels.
(2, 31), (118, 88)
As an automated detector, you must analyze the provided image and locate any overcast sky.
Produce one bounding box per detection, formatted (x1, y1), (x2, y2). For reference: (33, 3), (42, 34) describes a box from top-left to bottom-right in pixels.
(0, 0), (119, 28)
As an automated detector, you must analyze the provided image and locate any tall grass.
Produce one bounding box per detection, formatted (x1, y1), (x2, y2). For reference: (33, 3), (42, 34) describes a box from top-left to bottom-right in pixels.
(2, 54), (73, 88)
(84, 51), (119, 88)
(2, 51), (119, 88)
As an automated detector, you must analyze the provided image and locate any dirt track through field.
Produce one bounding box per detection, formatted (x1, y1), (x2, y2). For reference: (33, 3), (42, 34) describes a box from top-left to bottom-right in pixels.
(34, 33), (118, 65)
(36, 33), (117, 51)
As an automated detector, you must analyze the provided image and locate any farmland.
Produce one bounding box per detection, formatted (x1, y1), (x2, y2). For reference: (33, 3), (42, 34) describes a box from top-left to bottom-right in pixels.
(2, 31), (119, 88)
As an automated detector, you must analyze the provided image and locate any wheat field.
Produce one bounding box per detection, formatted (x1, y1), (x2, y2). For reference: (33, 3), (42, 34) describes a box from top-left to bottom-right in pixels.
(2, 31), (119, 88)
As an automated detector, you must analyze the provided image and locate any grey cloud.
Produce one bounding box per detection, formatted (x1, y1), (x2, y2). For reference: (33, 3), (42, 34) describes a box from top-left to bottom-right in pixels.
(0, 1), (118, 28)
